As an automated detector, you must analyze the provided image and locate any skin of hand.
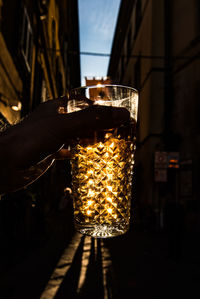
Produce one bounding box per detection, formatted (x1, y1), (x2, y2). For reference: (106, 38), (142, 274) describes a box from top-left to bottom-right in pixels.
(0, 97), (130, 195)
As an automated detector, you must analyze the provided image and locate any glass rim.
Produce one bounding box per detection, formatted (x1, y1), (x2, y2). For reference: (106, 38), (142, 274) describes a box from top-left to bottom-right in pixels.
(71, 84), (138, 94)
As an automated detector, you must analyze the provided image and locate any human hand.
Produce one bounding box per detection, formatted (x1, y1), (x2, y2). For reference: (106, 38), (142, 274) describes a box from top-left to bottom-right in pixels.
(4, 97), (129, 168)
(0, 96), (130, 193)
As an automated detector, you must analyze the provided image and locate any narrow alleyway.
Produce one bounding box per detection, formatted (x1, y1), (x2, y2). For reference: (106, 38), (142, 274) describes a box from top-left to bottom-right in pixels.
(0, 226), (200, 299)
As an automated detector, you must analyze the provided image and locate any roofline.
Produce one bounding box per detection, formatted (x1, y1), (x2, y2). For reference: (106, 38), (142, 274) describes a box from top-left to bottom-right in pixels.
(107, 0), (135, 76)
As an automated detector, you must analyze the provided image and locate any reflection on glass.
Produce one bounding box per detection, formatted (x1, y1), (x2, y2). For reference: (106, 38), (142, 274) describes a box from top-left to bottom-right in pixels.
(70, 85), (138, 238)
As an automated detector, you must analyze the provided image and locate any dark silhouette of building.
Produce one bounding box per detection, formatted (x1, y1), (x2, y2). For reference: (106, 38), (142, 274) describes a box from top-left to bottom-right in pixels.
(0, 0), (80, 119)
(0, 0), (80, 262)
(108, 0), (200, 232)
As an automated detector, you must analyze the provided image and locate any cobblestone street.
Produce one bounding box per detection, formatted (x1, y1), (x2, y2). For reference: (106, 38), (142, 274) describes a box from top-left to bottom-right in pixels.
(1, 226), (200, 299)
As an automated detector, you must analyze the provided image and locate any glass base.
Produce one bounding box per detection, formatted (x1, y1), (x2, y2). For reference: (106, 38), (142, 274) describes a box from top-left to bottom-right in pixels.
(75, 222), (129, 238)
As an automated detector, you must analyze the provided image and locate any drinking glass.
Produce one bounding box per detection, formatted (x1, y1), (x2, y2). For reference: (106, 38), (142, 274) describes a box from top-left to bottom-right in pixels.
(69, 84), (138, 238)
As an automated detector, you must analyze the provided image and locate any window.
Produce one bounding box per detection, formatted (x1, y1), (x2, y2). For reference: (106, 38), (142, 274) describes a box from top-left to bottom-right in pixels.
(21, 7), (33, 72)
(0, 0), (3, 23)
(56, 57), (63, 96)
(64, 39), (68, 68)
(120, 54), (125, 82)
(126, 28), (132, 62)
(51, 19), (56, 70)
(196, 0), (200, 36)
(135, 0), (142, 38)
(134, 56), (141, 90)
(41, 79), (48, 102)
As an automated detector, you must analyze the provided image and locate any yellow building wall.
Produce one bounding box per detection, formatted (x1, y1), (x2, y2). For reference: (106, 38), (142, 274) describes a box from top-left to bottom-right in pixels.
(47, 0), (60, 52)
(41, 0), (65, 98)
(0, 33), (22, 124)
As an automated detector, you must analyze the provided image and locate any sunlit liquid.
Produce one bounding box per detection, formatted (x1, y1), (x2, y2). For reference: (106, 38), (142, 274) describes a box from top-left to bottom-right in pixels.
(71, 126), (135, 238)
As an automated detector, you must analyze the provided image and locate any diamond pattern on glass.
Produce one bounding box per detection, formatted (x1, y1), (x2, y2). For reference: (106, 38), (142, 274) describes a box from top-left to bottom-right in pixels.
(71, 132), (135, 230)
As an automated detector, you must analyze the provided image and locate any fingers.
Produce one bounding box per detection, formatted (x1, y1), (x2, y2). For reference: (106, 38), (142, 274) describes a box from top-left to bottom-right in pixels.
(58, 104), (130, 137)
(5, 97), (130, 169)
(41, 103), (131, 148)
(27, 96), (68, 121)
(79, 105), (130, 129)
(29, 97), (130, 131)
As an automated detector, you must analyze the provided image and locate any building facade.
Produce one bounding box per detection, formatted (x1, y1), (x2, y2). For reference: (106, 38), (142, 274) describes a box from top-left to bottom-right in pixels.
(0, 0), (80, 120)
(108, 0), (200, 231)
(0, 0), (80, 247)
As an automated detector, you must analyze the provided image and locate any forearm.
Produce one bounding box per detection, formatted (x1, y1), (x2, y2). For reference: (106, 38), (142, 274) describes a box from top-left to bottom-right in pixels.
(0, 113), (66, 195)
(0, 155), (55, 195)
(0, 99), (130, 195)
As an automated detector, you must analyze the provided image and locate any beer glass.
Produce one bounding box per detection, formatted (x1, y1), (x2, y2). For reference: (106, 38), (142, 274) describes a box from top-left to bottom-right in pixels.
(69, 85), (138, 238)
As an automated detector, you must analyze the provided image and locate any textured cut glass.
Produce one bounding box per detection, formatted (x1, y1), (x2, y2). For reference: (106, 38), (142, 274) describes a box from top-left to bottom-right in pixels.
(69, 85), (138, 238)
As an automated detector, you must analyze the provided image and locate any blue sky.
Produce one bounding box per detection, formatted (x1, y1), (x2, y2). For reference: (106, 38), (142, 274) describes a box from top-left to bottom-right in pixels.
(78, 0), (121, 86)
